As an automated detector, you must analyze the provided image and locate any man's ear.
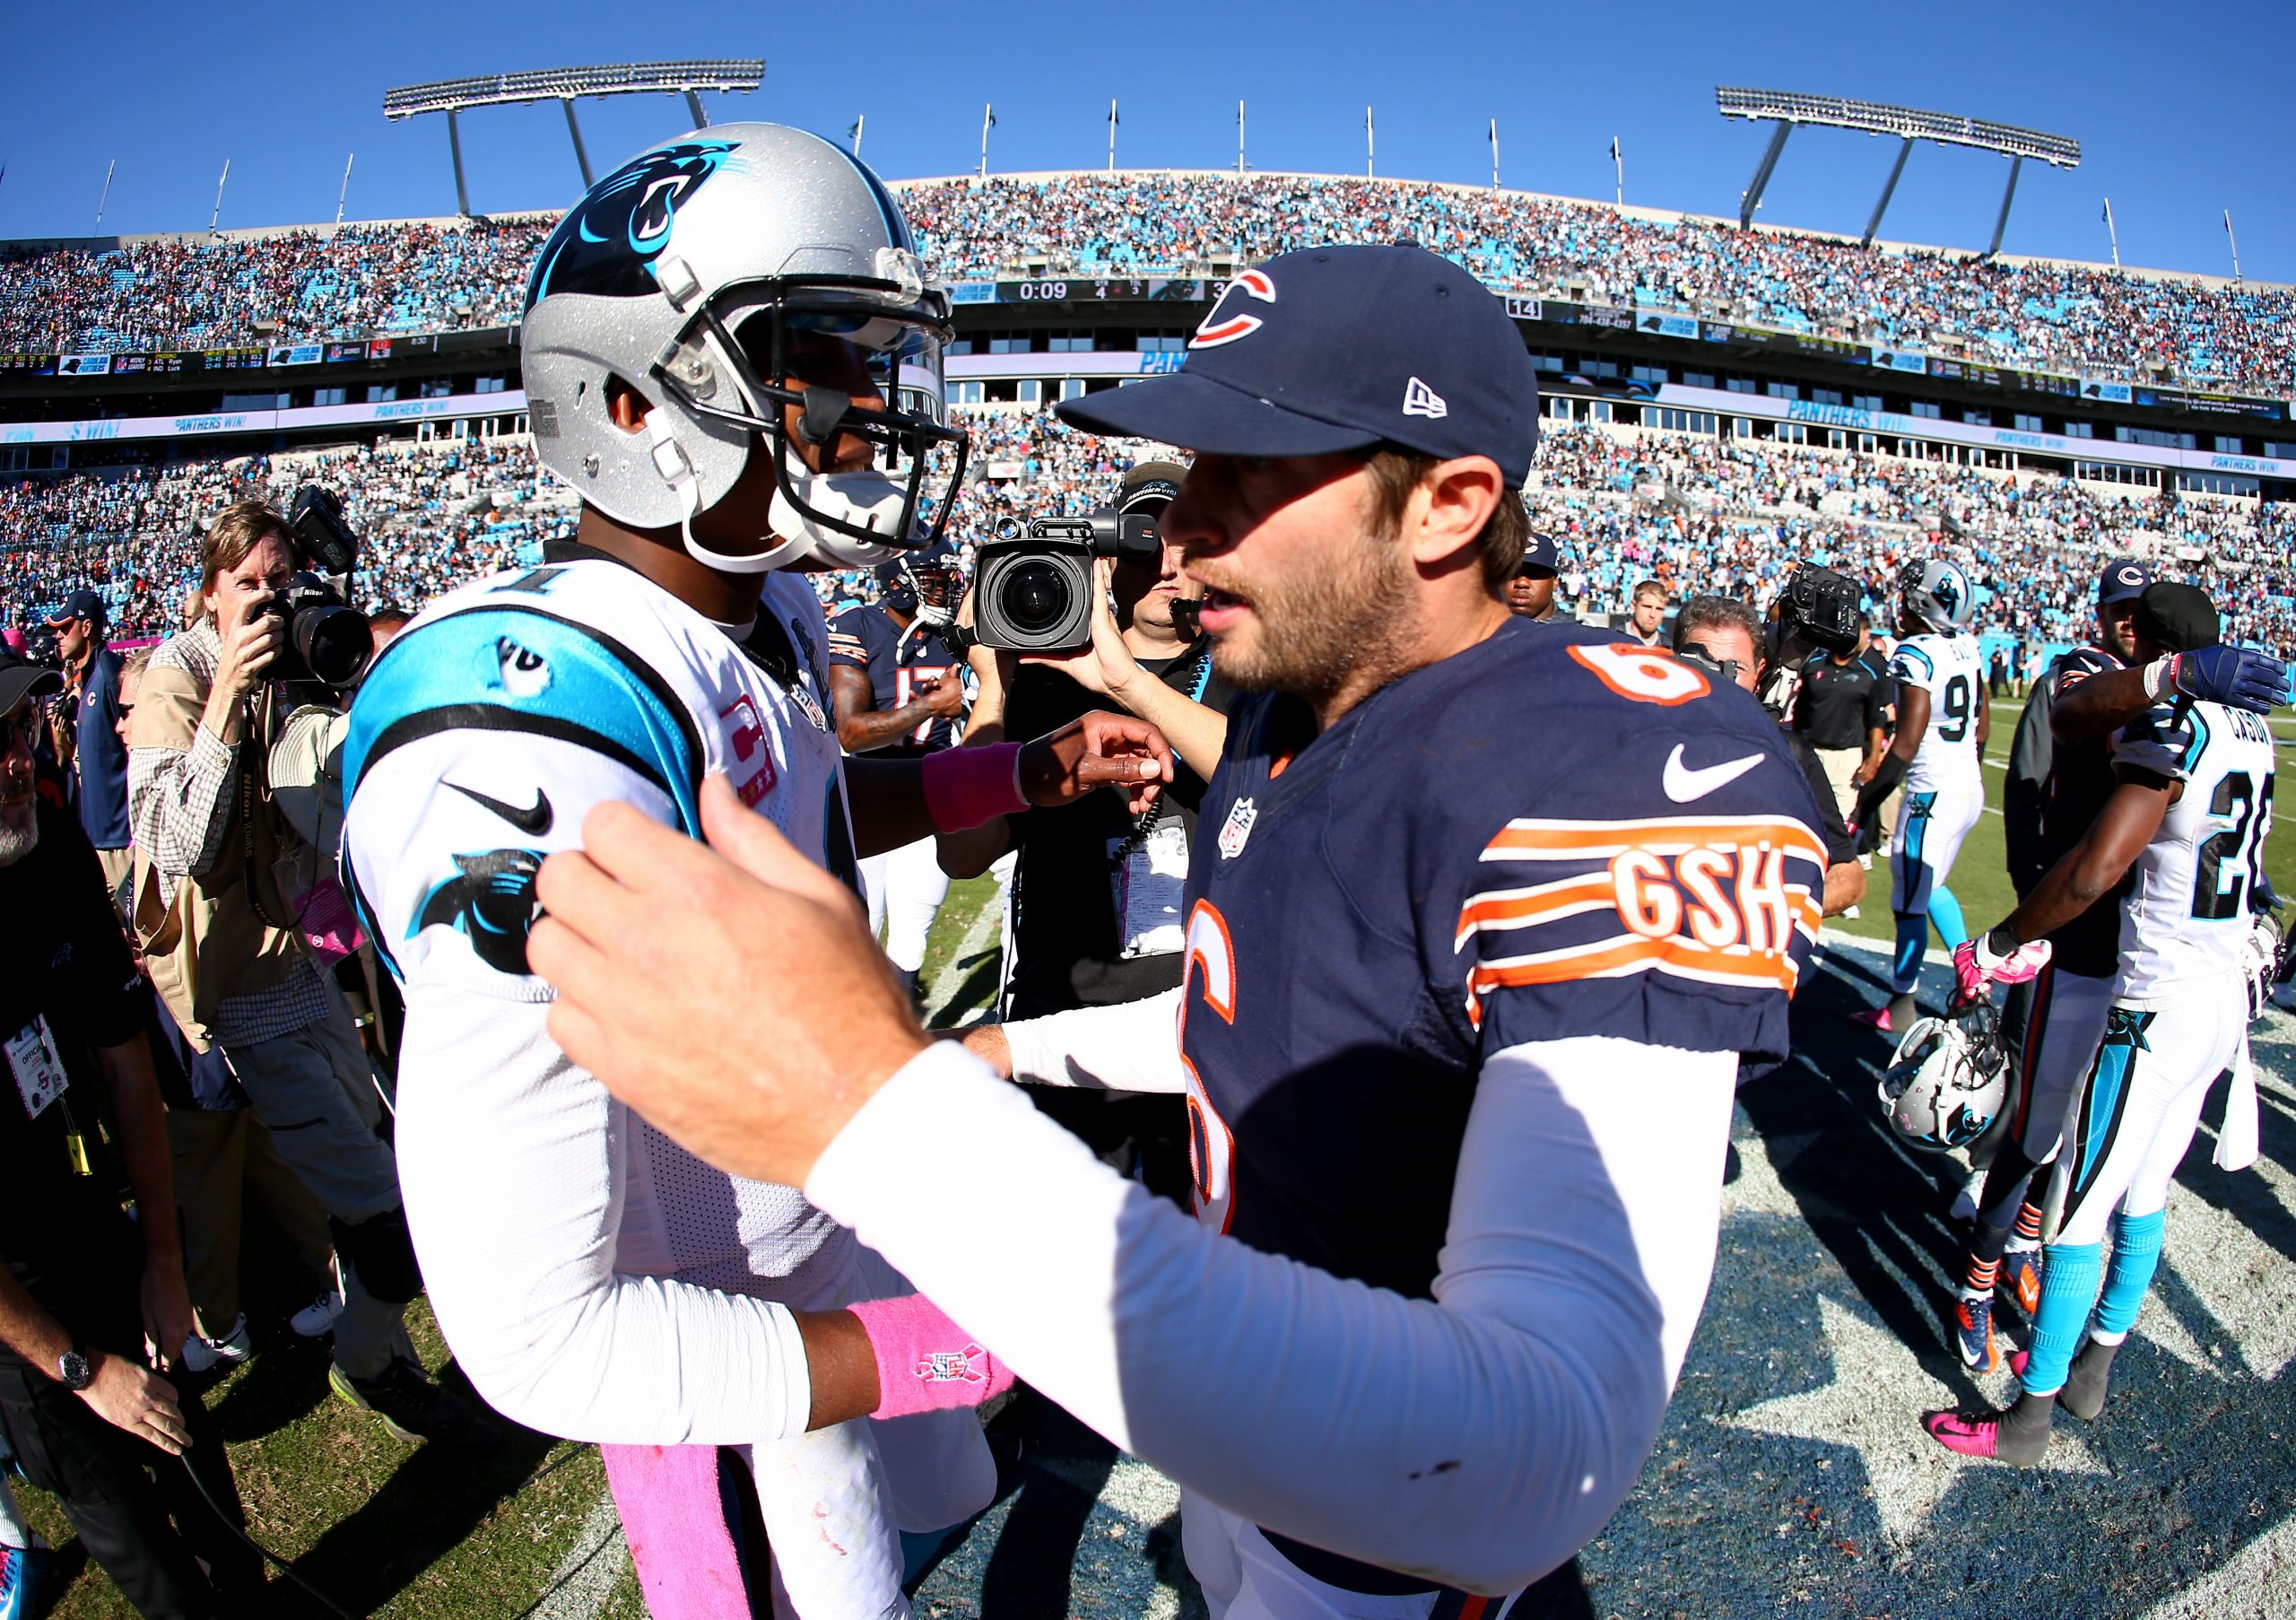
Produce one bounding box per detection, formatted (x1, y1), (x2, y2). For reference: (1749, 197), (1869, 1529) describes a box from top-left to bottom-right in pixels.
(1409, 457), (1504, 568)
(604, 377), (650, 435)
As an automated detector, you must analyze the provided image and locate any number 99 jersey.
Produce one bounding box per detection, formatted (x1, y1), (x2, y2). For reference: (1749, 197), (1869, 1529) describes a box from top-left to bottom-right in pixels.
(1173, 620), (1831, 1301)
(2112, 699), (2277, 1007)
(1887, 631), (1985, 793)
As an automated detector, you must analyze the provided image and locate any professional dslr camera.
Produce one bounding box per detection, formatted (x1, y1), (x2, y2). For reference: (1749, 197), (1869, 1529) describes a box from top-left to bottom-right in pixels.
(970, 507), (1164, 652)
(257, 486), (374, 691)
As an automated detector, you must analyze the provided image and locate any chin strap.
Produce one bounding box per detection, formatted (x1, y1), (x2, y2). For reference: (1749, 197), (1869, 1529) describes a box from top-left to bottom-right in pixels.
(644, 408), (804, 575)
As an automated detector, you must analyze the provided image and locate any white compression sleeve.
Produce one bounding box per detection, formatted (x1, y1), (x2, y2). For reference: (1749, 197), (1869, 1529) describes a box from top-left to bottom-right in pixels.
(808, 1034), (1735, 1594)
(1001, 988), (1187, 1093)
(394, 989), (815, 1445)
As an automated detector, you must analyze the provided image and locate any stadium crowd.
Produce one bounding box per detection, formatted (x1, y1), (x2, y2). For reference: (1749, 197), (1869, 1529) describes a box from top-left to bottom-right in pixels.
(4, 412), (2292, 658)
(2, 176), (2290, 393)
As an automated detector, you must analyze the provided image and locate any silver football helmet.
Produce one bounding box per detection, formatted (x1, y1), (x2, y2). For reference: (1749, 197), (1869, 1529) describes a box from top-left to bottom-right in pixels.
(520, 123), (965, 573)
(1899, 559), (1974, 633)
(1880, 1002), (2008, 1154)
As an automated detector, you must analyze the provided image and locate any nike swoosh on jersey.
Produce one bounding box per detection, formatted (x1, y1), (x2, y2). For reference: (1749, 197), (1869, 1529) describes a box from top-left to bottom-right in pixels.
(1661, 745), (1765, 803)
(448, 782), (554, 835)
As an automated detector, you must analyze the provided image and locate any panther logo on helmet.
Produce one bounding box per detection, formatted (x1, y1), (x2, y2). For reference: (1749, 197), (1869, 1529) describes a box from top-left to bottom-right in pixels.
(525, 140), (736, 311)
(1879, 1002), (2008, 1153)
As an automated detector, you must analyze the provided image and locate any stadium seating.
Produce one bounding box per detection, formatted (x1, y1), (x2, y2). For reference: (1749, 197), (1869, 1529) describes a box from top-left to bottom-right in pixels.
(1, 175), (2288, 391)
(12, 413), (2280, 656)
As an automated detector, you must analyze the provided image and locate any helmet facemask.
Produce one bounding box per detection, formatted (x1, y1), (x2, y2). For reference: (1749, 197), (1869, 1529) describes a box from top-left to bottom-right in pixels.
(650, 270), (969, 573)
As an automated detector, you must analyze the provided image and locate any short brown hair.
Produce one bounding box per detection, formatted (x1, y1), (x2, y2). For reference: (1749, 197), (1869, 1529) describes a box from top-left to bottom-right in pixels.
(1362, 449), (1530, 591)
(198, 501), (294, 622)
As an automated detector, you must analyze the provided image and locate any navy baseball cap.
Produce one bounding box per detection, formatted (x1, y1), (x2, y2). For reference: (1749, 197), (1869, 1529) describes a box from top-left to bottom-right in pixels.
(2097, 558), (2152, 606)
(0, 647), (63, 717)
(1057, 245), (1543, 487)
(45, 588), (104, 628)
(1517, 532), (1561, 578)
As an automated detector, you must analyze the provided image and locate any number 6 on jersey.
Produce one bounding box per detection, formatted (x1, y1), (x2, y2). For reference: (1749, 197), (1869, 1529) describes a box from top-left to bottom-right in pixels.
(1178, 901), (1239, 1234)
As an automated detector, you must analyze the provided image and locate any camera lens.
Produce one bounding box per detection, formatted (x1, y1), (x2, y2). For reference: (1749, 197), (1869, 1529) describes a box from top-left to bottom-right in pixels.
(294, 605), (375, 688)
(1001, 560), (1072, 634)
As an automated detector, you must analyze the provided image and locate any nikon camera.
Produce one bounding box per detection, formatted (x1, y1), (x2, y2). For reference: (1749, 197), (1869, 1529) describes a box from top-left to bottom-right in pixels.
(970, 507), (1165, 652)
(257, 486), (375, 690)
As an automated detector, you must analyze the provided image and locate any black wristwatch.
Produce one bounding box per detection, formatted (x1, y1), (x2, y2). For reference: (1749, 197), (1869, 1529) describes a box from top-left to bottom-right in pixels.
(57, 1346), (99, 1391)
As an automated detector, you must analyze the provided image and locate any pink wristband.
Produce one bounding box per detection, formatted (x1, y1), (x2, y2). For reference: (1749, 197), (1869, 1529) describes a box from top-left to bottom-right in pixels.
(848, 1293), (1014, 1419)
(921, 742), (1027, 832)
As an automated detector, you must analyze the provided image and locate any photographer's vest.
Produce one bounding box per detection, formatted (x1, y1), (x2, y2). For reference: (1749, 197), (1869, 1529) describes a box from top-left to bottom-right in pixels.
(127, 656), (307, 1052)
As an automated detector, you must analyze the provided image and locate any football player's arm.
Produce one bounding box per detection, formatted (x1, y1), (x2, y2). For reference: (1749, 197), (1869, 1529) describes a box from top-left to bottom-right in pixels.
(1100, 673), (1227, 783)
(1974, 677), (1990, 747)
(1847, 679), (1924, 832)
(932, 649), (1020, 880)
(386, 989), (874, 1443)
(2053, 646), (2287, 745)
(808, 1033), (1731, 1594)
(956, 989), (1187, 1092)
(1993, 768), (2172, 948)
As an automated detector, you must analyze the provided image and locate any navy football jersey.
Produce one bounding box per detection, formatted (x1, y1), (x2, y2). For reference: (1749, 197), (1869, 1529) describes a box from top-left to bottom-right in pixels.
(1176, 619), (1829, 1301)
(826, 604), (961, 754)
(2033, 645), (2129, 978)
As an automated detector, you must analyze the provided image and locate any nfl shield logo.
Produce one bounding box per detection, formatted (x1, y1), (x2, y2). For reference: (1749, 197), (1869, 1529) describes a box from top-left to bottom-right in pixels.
(1217, 797), (1257, 861)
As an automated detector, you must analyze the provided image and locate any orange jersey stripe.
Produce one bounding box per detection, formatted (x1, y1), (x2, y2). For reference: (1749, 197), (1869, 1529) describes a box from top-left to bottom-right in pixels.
(1453, 872), (1614, 949)
(1472, 932), (1805, 995)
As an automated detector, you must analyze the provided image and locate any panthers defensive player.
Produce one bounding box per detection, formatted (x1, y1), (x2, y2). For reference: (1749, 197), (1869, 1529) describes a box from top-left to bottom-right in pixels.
(523, 246), (1833, 1616)
(1850, 559), (1987, 1033)
(1928, 583), (2277, 1463)
(339, 126), (1164, 1617)
(831, 544), (965, 1000)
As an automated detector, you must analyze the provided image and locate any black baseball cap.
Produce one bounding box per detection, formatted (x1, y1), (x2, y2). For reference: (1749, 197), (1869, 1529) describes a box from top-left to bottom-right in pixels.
(1057, 245), (1543, 488)
(2133, 582), (2220, 653)
(1517, 533), (1561, 578)
(45, 588), (104, 628)
(0, 647), (64, 717)
(1118, 460), (1188, 515)
(2096, 558), (2152, 607)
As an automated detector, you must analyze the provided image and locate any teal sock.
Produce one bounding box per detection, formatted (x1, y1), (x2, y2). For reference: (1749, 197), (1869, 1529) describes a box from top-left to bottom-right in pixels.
(2024, 1240), (2102, 1394)
(2095, 1207), (2167, 1338)
(1929, 885), (1970, 953)
(1892, 913), (1926, 993)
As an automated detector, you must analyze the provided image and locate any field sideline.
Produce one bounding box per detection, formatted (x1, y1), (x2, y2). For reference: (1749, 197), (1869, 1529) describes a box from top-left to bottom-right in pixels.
(14, 692), (2296, 1617)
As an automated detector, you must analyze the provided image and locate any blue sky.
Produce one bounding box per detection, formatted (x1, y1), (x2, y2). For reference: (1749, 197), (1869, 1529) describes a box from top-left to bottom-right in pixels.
(2, 0), (2287, 285)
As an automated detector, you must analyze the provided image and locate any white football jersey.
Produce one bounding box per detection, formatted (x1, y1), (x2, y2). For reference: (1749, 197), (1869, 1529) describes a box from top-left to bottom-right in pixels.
(1887, 631), (1986, 793)
(2111, 698), (2277, 1007)
(341, 554), (859, 1300)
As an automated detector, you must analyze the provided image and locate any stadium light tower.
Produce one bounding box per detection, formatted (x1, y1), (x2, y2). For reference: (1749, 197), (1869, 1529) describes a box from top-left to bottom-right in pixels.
(384, 59), (763, 215)
(1716, 86), (2080, 256)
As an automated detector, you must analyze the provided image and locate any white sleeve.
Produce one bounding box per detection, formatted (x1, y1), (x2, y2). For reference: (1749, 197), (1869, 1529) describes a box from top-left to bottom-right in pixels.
(807, 1033), (1734, 1593)
(394, 987), (817, 1445)
(1001, 989), (1187, 1093)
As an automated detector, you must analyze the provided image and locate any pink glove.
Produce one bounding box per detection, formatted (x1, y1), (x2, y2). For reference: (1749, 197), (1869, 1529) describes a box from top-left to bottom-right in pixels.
(1952, 933), (2052, 1008)
(848, 1294), (1014, 1419)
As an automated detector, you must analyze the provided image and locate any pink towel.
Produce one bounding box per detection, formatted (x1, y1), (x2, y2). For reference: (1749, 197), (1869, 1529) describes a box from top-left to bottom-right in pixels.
(601, 1443), (752, 1620)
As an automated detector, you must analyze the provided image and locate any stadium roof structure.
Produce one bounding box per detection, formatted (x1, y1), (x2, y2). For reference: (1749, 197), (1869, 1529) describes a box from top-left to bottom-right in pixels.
(383, 59), (762, 216)
(1716, 85), (2081, 256)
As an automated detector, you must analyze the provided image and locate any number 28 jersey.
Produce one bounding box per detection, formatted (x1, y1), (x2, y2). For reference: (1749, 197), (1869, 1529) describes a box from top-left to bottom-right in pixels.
(1888, 631), (1985, 793)
(1174, 619), (1831, 1301)
(2111, 698), (2276, 1007)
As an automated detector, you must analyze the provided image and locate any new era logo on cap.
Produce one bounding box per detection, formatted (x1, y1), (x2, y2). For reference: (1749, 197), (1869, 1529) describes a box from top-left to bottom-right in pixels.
(1402, 377), (1448, 419)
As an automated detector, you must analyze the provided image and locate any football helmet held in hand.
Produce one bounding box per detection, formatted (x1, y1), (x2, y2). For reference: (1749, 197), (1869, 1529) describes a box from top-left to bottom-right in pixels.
(1882, 1002), (2010, 1154)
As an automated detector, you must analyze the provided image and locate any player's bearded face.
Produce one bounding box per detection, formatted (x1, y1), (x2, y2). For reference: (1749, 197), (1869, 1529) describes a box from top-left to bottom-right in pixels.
(1168, 454), (1413, 702)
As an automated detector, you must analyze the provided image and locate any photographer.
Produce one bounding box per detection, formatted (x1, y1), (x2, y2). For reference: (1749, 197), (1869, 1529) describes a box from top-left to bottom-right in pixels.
(938, 465), (1231, 1189)
(126, 500), (483, 1447)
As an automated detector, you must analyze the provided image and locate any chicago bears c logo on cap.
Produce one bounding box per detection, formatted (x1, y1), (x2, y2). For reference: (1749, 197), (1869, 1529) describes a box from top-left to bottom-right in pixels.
(2118, 565), (2143, 586)
(1189, 268), (1276, 349)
